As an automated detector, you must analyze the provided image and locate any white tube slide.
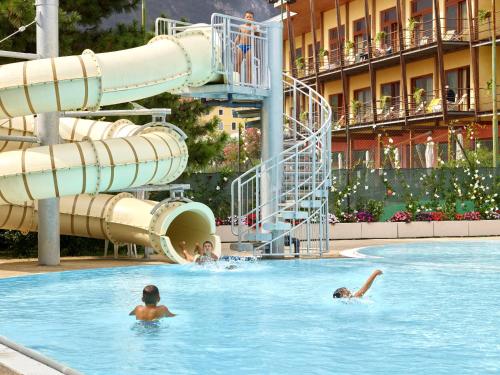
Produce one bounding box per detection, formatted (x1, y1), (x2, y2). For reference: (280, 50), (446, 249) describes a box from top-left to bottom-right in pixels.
(0, 26), (219, 119)
(0, 193), (221, 264)
(0, 26), (223, 262)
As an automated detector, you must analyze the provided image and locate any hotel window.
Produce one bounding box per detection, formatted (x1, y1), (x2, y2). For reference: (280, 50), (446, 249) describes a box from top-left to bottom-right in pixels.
(446, 66), (470, 108)
(329, 93), (344, 122)
(353, 18), (369, 55)
(380, 7), (398, 51)
(231, 122), (236, 131)
(328, 26), (345, 62)
(307, 42), (320, 69)
(353, 88), (372, 120)
(411, 74), (433, 106)
(218, 109), (224, 115)
(445, 0), (467, 35)
(381, 81), (401, 109)
(411, 0), (433, 45)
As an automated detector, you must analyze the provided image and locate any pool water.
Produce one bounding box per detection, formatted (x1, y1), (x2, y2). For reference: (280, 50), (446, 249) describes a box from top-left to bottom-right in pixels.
(0, 241), (499, 374)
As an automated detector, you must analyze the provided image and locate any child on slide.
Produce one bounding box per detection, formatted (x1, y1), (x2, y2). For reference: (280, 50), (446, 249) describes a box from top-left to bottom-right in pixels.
(179, 240), (219, 263)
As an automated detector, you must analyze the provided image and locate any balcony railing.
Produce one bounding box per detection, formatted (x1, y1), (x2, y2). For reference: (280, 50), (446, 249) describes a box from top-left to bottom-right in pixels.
(291, 18), (473, 79)
(332, 88), (476, 130)
(473, 10), (500, 42)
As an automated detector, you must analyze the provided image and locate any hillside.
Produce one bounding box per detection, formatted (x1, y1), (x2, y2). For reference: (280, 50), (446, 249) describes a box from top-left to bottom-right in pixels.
(105, 0), (278, 28)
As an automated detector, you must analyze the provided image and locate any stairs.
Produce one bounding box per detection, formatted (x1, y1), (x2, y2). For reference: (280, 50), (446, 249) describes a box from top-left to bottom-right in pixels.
(230, 73), (332, 257)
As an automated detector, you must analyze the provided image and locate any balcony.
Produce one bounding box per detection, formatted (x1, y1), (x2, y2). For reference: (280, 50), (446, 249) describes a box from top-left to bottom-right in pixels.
(291, 18), (471, 81)
(472, 10), (500, 45)
(332, 88), (476, 133)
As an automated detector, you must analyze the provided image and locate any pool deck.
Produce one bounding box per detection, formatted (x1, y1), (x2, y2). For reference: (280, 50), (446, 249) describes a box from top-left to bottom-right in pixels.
(0, 237), (498, 279)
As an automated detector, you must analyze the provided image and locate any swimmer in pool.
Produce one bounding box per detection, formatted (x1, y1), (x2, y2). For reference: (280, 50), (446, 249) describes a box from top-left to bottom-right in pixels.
(129, 285), (176, 321)
(333, 270), (383, 299)
(180, 240), (219, 263)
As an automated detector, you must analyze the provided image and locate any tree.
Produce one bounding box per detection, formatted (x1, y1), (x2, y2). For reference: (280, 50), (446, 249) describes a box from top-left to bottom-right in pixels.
(123, 93), (229, 170)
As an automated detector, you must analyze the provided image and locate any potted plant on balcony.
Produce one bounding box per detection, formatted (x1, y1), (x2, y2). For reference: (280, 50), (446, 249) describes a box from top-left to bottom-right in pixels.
(318, 47), (329, 67)
(295, 56), (305, 73)
(380, 95), (391, 114)
(375, 31), (387, 53)
(344, 40), (355, 63)
(478, 9), (492, 37)
(351, 99), (362, 122)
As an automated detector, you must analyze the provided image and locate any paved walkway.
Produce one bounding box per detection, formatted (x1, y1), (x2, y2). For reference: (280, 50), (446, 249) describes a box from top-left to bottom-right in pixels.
(0, 237), (498, 279)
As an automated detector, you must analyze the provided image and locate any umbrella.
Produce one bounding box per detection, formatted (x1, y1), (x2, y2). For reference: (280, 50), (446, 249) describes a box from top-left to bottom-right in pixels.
(365, 150), (370, 167)
(456, 132), (464, 161)
(425, 136), (435, 169)
(394, 147), (400, 169)
(338, 153), (343, 169)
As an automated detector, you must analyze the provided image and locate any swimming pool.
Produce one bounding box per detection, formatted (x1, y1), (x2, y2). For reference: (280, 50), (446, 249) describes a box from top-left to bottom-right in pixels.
(0, 241), (498, 374)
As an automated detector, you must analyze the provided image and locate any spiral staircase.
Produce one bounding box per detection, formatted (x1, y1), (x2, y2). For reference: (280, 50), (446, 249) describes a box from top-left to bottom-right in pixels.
(230, 74), (332, 257)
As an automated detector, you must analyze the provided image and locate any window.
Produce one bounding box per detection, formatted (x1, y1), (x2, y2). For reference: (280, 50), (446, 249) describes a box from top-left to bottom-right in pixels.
(411, 74), (433, 108)
(329, 93), (344, 122)
(381, 81), (401, 109)
(412, 143), (427, 168)
(295, 47), (302, 58)
(332, 151), (345, 169)
(353, 88), (372, 122)
(352, 150), (372, 168)
(328, 26), (345, 61)
(307, 42), (321, 70)
(446, 66), (470, 108)
(218, 120), (224, 131)
(353, 18), (369, 55)
(445, 0), (467, 34)
(218, 109), (224, 116)
(437, 143), (449, 162)
(411, 0), (433, 45)
(380, 7), (398, 51)
(231, 122), (237, 131)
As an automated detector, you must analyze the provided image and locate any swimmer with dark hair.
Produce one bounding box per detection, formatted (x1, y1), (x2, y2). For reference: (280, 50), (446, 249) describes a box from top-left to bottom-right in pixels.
(129, 285), (176, 321)
(333, 270), (383, 299)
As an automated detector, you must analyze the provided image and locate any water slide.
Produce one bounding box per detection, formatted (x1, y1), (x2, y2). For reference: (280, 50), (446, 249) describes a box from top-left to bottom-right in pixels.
(0, 26), (222, 263)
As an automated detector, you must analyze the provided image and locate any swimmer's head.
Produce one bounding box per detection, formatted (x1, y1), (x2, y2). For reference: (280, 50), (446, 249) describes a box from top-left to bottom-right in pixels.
(203, 241), (214, 254)
(142, 285), (160, 306)
(333, 287), (352, 299)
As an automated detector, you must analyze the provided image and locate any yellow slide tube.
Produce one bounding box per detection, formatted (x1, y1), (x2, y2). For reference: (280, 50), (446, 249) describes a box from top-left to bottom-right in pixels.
(0, 193), (221, 264)
(0, 26), (219, 119)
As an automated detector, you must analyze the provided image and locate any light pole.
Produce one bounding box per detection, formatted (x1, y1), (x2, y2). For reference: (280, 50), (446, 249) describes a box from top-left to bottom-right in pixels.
(142, 0), (147, 42)
(492, 0), (498, 169)
(35, 0), (60, 266)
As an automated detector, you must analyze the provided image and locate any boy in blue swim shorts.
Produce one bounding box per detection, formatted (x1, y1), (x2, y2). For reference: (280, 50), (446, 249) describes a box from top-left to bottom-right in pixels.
(235, 11), (259, 82)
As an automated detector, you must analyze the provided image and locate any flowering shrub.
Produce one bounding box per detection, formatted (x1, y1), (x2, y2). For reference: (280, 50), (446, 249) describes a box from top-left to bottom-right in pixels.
(463, 211), (481, 221)
(390, 211), (412, 223)
(415, 211), (446, 221)
(356, 211), (374, 222)
(339, 212), (357, 223)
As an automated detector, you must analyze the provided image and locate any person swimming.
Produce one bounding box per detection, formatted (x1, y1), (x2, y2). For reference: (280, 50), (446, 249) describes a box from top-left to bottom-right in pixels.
(180, 241), (219, 264)
(333, 270), (383, 299)
(129, 285), (176, 321)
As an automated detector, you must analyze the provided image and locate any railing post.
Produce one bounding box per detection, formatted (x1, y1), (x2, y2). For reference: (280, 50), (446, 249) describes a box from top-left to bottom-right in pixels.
(261, 20), (284, 255)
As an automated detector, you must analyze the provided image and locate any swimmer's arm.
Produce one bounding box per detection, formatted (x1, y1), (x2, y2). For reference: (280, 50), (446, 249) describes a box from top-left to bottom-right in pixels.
(161, 306), (176, 318)
(211, 252), (219, 261)
(129, 306), (138, 316)
(353, 270), (383, 298)
(183, 250), (194, 262)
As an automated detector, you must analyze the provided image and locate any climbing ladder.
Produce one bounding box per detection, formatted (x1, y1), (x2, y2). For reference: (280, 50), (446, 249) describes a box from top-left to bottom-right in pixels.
(155, 15), (332, 257)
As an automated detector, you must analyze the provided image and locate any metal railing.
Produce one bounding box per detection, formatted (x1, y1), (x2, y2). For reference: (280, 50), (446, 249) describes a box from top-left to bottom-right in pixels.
(155, 15), (270, 91)
(473, 10), (500, 42)
(231, 73), (332, 257)
(211, 13), (269, 89)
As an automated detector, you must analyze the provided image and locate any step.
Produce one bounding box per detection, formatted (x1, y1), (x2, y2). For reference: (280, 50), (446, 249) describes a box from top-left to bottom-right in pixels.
(262, 221), (292, 231)
(280, 211), (309, 220)
(244, 232), (273, 242)
(230, 242), (254, 252)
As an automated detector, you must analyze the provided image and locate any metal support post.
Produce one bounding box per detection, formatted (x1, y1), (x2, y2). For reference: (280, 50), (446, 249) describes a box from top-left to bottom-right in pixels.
(36, 0), (60, 266)
(261, 20), (283, 254)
